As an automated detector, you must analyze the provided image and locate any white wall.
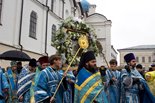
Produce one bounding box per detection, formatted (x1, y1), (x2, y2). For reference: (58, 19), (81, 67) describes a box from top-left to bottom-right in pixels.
(0, 0), (21, 47)
(85, 13), (112, 66)
(20, 0), (46, 54)
(105, 20), (112, 63)
(88, 4), (96, 15)
(0, 0), (116, 68)
(0, 0), (75, 53)
(47, 12), (62, 56)
(64, 0), (73, 19)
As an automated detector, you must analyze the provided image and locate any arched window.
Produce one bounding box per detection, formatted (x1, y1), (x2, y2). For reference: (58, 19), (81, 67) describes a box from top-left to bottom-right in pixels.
(148, 56), (151, 63)
(0, 0), (2, 24)
(29, 11), (37, 39)
(51, 24), (56, 42)
(51, 0), (54, 11)
(51, 0), (56, 12)
(142, 57), (145, 63)
(65, 10), (69, 17)
(136, 57), (139, 62)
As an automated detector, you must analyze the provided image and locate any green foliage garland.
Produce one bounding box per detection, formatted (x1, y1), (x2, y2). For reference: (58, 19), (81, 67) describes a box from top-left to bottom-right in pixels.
(51, 17), (99, 64)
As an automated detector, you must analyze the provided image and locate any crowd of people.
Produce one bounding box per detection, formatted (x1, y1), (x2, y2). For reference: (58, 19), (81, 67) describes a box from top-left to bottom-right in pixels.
(0, 51), (155, 103)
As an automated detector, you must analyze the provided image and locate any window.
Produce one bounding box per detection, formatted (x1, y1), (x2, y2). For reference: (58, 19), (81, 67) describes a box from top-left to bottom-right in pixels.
(51, 24), (56, 42)
(142, 57), (145, 63)
(65, 10), (69, 17)
(124, 59), (126, 63)
(0, 0), (2, 24)
(51, 0), (54, 11)
(148, 56), (151, 62)
(29, 11), (37, 39)
(136, 57), (139, 62)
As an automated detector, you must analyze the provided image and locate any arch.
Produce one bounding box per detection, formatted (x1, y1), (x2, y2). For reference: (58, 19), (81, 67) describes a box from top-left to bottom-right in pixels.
(29, 11), (37, 39)
(51, 24), (56, 42)
(88, 13), (108, 20)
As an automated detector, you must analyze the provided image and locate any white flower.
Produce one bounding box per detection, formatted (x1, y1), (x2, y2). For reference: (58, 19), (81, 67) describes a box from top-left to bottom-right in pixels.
(73, 17), (82, 23)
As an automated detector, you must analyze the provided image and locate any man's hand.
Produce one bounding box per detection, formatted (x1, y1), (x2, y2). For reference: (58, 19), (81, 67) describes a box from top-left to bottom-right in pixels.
(50, 97), (55, 103)
(68, 78), (74, 84)
(109, 77), (117, 85)
(111, 77), (117, 82)
(63, 72), (67, 77)
(2, 88), (9, 100)
(19, 96), (23, 102)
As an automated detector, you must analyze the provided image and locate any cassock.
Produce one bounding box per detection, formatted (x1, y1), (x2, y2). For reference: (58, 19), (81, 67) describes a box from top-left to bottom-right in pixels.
(0, 70), (9, 103)
(74, 68), (108, 103)
(105, 69), (120, 103)
(34, 66), (66, 103)
(17, 65), (35, 103)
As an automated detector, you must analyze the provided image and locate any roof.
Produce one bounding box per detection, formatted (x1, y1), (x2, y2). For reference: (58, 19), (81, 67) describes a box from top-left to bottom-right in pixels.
(118, 45), (155, 51)
(88, 13), (108, 20)
(81, 0), (90, 12)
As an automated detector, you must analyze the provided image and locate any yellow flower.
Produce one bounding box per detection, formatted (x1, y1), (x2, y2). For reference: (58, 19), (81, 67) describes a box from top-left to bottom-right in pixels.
(78, 35), (89, 49)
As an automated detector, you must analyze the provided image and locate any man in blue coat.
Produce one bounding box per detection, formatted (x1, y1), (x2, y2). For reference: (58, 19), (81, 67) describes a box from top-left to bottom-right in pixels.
(0, 68), (9, 103)
(34, 54), (67, 103)
(120, 53), (155, 103)
(74, 51), (108, 103)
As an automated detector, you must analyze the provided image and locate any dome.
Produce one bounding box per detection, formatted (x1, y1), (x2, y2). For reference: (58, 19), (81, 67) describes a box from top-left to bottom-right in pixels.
(81, 0), (90, 12)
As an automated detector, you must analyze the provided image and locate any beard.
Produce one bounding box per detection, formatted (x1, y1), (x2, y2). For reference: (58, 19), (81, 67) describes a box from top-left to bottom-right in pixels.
(85, 64), (97, 73)
(55, 64), (61, 70)
(131, 63), (136, 68)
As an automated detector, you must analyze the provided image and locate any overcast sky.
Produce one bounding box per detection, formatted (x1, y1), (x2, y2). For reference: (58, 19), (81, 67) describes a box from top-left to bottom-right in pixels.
(87, 0), (155, 50)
